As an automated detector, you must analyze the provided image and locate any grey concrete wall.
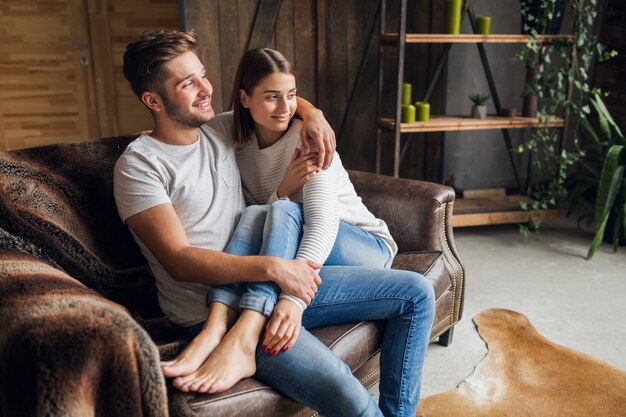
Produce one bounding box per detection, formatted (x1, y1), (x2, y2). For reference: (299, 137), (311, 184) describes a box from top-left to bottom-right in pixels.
(443, 0), (529, 191)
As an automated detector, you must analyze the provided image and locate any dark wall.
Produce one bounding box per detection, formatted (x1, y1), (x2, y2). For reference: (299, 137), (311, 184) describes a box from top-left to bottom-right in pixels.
(594, 0), (626, 131)
(182, 0), (444, 180)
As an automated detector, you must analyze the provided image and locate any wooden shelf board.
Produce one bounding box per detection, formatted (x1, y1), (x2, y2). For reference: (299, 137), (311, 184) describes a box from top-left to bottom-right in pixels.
(377, 115), (564, 133)
(381, 33), (573, 44)
(452, 195), (560, 227)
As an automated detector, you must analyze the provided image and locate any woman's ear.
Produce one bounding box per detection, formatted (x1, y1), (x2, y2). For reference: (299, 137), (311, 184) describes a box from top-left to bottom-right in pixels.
(240, 89), (249, 108)
(141, 92), (163, 113)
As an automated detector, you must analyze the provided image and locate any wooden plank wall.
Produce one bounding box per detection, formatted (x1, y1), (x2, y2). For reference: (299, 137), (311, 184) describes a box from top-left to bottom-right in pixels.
(0, 0), (179, 151)
(184, 0), (444, 178)
(0, 0), (97, 150)
(101, 0), (180, 135)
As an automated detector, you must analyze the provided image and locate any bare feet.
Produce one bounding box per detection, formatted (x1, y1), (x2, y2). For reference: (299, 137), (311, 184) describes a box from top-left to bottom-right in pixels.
(162, 303), (236, 378)
(173, 309), (265, 394)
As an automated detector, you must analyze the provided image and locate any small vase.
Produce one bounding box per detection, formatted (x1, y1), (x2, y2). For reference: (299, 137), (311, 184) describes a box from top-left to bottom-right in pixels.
(522, 95), (538, 117)
(471, 105), (487, 119)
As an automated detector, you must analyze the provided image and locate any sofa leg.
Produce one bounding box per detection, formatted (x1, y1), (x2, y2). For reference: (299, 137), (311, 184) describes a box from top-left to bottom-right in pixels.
(437, 327), (454, 347)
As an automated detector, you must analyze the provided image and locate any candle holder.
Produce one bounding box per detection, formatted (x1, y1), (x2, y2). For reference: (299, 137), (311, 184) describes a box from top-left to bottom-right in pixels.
(402, 83), (412, 106)
(476, 16), (492, 35)
(401, 104), (416, 123)
(415, 102), (431, 122)
(445, 0), (463, 34)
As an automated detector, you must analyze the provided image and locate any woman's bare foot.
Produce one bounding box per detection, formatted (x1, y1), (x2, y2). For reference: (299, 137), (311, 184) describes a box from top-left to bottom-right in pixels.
(162, 303), (237, 378)
(173, 309), (265, 393)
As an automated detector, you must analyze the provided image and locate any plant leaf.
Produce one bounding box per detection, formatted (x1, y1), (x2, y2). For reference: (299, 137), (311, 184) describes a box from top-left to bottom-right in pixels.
(579, 116), (601, 147)
(594, 145), (624, 223)
(593, 93), (625, 141)
(590, 95), (612, 144)
(587, 212), (610, 259)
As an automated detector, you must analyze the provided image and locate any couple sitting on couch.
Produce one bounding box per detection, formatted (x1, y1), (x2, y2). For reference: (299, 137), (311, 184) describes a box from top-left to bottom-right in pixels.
(114, 28), (435, 417)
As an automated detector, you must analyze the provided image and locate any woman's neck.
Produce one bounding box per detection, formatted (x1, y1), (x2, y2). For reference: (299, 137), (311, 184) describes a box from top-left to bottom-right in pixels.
(254, 126), (287, 149)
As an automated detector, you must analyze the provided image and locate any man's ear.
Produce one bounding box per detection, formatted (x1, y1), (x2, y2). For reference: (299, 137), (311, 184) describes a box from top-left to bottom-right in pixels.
(240, 90), (249, 108)
(141, 91), (163, 113)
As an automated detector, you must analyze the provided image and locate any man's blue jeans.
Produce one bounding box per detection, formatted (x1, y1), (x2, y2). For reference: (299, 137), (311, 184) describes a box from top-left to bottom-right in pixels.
(201, 201), (435, 417)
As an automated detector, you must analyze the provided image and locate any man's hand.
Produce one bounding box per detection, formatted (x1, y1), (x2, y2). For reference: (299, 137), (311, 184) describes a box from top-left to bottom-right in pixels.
(296, 97), (336, 170)
(266, 258), (322, 304)
(263, 299), (303, 354)
(276, 149), (319, 198)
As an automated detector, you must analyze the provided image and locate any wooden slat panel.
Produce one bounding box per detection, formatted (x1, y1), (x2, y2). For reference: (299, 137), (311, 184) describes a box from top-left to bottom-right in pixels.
(336, 0), (380, 172)
(327, 0), (347, 129)
(316, 0), (328, 110)
(0, 0), (97, 150)
(238, 0), (257, 53)
(218, 0), (240, 110)
(293, 1), (316, 103)
(87, 0), (119, 137)
(185, 1), (224, 112)
(248, 0), (281, 50)
(275, 0), (294, 61)
(106, 0), (179, 134)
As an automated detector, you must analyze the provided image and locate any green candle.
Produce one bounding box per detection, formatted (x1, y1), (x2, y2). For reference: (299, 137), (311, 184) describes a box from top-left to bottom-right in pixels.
(476, 16), (492, 35)
(401, 104), (416, 123)
(402, 83), (412, 105)
(415, 101), (430, 121)
(445, 0), (463, 34)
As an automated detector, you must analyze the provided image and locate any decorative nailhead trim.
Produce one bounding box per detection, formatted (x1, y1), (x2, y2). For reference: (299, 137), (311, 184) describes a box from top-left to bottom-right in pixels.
(441, 202), (465, 323)
(360, 369), (379, 383)
(432, 315), (451, 330)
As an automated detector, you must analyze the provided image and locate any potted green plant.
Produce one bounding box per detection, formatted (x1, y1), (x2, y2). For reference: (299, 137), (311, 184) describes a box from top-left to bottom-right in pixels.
(516, 0), (622, 260)
(568, 93), (625, 259)
(469, 94), (489, 119)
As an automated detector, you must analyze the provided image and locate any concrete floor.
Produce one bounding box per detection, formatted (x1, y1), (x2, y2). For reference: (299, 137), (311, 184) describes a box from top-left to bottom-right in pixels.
(420, 217), (626, 398)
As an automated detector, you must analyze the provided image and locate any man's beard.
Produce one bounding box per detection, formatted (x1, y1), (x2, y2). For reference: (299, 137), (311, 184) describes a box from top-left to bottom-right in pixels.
(161, 93), (213, 129)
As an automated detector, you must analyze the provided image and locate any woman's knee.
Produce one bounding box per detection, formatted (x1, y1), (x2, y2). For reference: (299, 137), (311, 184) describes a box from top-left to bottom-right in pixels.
(269, 200), (302, 220)
(399, 271), (436, 309)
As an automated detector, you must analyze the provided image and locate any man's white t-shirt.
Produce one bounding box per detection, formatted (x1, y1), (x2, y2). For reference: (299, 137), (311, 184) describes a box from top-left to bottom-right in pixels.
(114, 122), (245, 327)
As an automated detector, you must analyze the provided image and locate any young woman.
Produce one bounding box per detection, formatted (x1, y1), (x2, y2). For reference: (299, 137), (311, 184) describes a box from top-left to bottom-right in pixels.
(205, 48), (399, 354)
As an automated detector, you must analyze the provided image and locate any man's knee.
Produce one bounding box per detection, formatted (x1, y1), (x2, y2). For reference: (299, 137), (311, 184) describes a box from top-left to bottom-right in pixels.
(242, 204), (269, 218)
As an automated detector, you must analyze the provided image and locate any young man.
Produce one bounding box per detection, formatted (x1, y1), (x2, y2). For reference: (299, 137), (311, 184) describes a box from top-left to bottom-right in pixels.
(115, 29), (435, 417)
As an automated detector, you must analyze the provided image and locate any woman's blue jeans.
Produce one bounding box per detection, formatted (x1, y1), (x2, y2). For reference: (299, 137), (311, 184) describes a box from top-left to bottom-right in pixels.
(200, 200), (435, 417)
(208, 200), (393, 315)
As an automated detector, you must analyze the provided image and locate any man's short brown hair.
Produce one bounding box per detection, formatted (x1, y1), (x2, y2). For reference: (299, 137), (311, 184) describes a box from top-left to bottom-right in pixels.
(123, 29), (198, 98)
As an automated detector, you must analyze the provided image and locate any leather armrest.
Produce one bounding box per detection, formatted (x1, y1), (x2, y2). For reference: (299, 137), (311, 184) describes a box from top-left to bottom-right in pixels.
(347, 170), (456, 253)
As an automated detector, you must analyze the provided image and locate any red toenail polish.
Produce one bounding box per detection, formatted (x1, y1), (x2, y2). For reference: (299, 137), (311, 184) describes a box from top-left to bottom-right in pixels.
(272, 350), (277, 355)
(284, 345), (290, 351)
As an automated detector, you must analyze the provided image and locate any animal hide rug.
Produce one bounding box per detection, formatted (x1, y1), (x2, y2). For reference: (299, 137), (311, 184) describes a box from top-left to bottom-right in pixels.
(417, 308), (626, 417)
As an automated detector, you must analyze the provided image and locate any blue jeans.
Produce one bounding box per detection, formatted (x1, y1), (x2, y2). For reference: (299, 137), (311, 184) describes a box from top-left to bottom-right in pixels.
(208, 200), (393, 314)
(200, 201), (435, 417)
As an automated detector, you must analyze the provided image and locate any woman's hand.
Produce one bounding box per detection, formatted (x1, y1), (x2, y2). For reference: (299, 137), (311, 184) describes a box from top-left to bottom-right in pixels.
(263, 299), (303, 354)
(276, 149), (319, 198)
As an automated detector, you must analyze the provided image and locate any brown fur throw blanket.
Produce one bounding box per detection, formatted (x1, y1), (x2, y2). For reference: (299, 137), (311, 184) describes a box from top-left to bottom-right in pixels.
(0, 137), (191, 417)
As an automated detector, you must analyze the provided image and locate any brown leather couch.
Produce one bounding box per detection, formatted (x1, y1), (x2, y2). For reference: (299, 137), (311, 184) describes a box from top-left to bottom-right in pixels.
(0, 134), (465, 417)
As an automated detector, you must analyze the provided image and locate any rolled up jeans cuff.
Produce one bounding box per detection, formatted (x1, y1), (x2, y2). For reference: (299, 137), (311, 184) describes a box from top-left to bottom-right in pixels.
(239, 293), (277, 317)
(206, 288), (241, 310)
